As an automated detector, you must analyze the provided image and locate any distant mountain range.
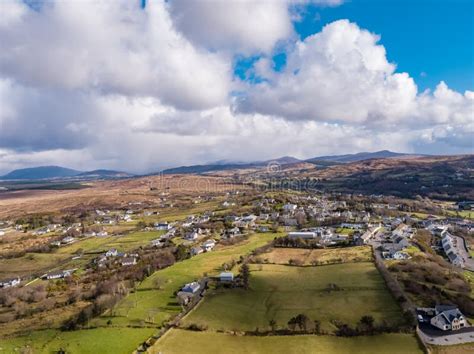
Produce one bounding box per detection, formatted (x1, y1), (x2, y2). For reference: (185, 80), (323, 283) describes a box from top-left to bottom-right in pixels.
(0, 166), (133, 180)
(161, 150), (419, 175)
(0, 151), (426, 180)
(305, 150), (413, 164)
(161, 155), (305, 175)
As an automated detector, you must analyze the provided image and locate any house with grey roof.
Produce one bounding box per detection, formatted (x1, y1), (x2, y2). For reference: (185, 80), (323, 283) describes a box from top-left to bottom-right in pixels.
(191, 246), (204, 256)
(430, 305), (468, 331)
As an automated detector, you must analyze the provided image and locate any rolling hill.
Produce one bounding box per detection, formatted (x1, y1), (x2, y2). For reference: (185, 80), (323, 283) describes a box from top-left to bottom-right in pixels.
(160, 151), (415, 175)
(0, 166), (132, 180)
(305, 150), (413, 164)
(0, 166), (81, 180)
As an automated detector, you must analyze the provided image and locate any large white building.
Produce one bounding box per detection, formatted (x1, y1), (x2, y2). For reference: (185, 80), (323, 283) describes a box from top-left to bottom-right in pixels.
(288, 231), (316, 240)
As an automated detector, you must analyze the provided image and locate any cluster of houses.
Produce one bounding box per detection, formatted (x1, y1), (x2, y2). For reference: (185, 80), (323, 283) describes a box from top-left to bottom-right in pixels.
(95, 248), (138, 268)
(34, 223), (62, 236)
(0, 276), (21, 288)
(190, 239), (216, 256)
(427, 221), (472, 269)
(94, 209), (134, 224)
(441, 233), (465, 267)
(150, 228), (176, 247)
(380, 224), (414, 260)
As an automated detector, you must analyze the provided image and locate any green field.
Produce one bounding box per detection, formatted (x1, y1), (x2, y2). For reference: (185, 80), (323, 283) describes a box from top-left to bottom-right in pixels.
(1, 233), (283, 353)
(0, 252), (70, 278)
(0, 327), (155, 354)
(94, 232), (283, 327)
(151, 329), (423, 354)
(182, 263), (405, 332)
(258, 246), (373, 265)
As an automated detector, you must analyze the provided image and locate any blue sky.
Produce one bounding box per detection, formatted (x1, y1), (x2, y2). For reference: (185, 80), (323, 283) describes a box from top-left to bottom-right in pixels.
(237, 0), (474, 93)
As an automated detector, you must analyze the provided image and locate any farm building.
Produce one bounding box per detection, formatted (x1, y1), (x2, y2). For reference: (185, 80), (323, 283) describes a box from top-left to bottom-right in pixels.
(182, 281), (201, 294)
(219, 272), (234, 283)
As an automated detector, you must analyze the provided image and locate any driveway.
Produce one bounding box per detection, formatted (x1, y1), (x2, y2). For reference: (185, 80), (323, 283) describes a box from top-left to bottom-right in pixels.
(418, 324), (474, 346)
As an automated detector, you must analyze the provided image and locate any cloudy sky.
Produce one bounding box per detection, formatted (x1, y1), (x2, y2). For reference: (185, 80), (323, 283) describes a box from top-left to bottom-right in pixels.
(0, 0), (473, 174)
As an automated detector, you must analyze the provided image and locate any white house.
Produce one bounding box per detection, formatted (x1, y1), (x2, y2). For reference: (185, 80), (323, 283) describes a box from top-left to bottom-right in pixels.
(61, 236), (75, 245)
(224, 227), (241, 238)
(42, 270), (73, 280)
(151, 238), (162, 247)
(184, 231), (199, 241)
(121, 257), (137, 266)
(430, 305), (468, 331)
(392, 251), (410, 260)
(360, 226), (382, 244)
(191, 246), (203, 256)
(283, 204), (297, 212)
(202, 239), (216, 252)
(106, 248), (118, 257)
(0, 277), (20, 288)
(155, 222), (171, 231)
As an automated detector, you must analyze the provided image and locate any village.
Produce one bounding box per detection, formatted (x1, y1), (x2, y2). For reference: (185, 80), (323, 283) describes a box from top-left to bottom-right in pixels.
(0, 189), (473, 353)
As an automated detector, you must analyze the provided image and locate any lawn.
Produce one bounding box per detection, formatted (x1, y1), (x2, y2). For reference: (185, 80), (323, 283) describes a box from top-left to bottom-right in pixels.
(336, 227), (356, 235)
(182, 263), (405, 332)
(256, 246), (373, 266)
(0, 327), (155, 354)
(151, 328), (423, 354)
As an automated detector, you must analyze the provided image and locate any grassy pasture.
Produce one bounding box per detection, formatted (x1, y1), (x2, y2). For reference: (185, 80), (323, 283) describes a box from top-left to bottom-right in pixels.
(1, 232), (282, 352)
(0, 231), (166, 279)
(0, 252), (70, 278)
(256, 246), (373, 266)
(0, 301), (89, 338)
(182, 262), (405, 332)
(151, 328), (422, 354)
(92, 232), (283, 327)
(0, 327), (155, 354)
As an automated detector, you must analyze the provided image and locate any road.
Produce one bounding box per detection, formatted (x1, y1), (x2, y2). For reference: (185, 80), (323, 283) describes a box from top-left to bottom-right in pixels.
(453, 234), (474, 271)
